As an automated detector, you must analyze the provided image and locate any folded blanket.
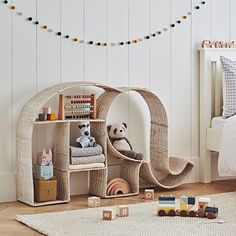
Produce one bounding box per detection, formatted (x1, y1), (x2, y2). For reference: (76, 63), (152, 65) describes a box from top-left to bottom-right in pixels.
(70, 144), (103, 157)
(70, 154), (106, 165)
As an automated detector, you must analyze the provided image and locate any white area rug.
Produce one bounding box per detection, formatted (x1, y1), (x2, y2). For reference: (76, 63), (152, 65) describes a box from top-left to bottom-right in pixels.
(16, 192), (236, 236)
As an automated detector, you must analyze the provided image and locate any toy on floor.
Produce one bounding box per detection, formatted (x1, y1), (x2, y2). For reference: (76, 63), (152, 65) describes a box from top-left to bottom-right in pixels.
(35, 148), (53, 180)
(107, 123), (143, 160)
(157, 195), (218, 219)
(117, 205), (129, 217)
(145, 189), (155, 200)
(76, 121), (96, 148)
(88, 196), (101, 207)
(103, 209), (115, 220)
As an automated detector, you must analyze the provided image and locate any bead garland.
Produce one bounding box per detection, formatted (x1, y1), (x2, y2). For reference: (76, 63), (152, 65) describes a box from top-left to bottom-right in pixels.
(2, 0), (206, 47)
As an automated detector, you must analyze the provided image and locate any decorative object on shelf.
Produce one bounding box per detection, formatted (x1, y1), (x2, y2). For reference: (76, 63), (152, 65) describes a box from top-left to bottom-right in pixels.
(103, 209), (115, 221)
(76, 121), (96, 148)
(35, 148), (53, 180)
(70, 153), (105, 165)
(116, 205), (129, 217)
(1, 0), (207, 47)
(47, 112), (56, 121)
(201, 40), (235, 48)
(106, 178), (131, 196)
(88, 196), (101, 207)
(144, 189), (155, 200)
(38, 113), (47, 121)
(70, 144), (103, 157)
(43, 106), (51, 114)
(157, 195), (218, 219)
(108, 123), (143, 160)
(58, 94), (96, 120)
(34, 177), (57, 202)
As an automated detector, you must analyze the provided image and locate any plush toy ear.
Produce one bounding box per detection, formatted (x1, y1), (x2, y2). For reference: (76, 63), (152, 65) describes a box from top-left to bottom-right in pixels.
(48, 148), (52, 157)
(107, 125), (112, 133)
(42, 148), (46, 156)
(122, 123), (127, 129)
(78, 125), (82, 129)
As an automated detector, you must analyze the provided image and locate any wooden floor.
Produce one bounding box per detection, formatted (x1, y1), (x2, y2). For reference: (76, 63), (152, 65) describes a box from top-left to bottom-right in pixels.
(1, 179), (236, 236)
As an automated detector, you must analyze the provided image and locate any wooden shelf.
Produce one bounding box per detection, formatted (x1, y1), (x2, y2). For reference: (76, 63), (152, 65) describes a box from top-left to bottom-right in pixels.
(69, 165), (106, 173)
(31, 199), (69, 207)
(34, 118), (105, 125)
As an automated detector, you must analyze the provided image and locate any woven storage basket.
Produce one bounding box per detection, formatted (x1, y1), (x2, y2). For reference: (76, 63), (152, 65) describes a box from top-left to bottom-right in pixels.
(16, 81), (193, 205)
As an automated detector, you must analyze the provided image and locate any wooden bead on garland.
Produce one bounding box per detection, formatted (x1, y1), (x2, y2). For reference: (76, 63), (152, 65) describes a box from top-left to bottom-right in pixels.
(182, 15), (187, 19)
(72, 37), (78, 42)
(157, 31), (162, 35)
(42, 25), (48, 29)
(103, 43), (107, 46)
(10, 5), (15, 10)
(132, 39), (138, 43)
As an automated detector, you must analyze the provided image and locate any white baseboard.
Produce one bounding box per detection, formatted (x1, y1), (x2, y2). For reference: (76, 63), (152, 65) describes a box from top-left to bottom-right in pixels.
(184, 157), (200, 184)
(0, 172), (16, 203)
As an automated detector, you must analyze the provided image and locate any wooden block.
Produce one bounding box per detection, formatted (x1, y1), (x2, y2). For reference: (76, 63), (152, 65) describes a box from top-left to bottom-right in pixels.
(103, 209), (114, 221)
(35, 164), (53, 180)
(145, 189), (155, 200)
(116, 205), (129, 217)
(88, 196), (101, 207)
(43, 106), (52, 114)
(34, 177), (57, 202)
(47, 113), (56, 121)
(38, 113), (47, 121)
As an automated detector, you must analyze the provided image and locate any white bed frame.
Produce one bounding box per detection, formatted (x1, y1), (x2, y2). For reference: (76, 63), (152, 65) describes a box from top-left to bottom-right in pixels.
(200, 48), (236, 183)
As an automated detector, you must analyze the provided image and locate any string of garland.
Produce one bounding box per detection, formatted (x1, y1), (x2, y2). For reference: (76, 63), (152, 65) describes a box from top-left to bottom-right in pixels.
(2, 0), (206, 47)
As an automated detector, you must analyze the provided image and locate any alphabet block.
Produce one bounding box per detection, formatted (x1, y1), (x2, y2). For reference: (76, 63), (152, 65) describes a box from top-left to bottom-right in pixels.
(116, 205), (129, 217)
(145, 189), (155, 200)
(103, 209), (114, 221)
(43, 106), (52, 114)
(88, 196), (101, 207)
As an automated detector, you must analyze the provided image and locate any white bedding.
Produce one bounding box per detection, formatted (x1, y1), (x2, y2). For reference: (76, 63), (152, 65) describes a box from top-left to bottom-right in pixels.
(218, 115), (236, 176)
(211, 116), (225, 129)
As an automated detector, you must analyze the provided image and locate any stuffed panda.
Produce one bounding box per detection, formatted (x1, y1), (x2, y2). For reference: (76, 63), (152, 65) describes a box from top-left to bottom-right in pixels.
(76, 121), (96, 148)
(107, 123), (143, 160)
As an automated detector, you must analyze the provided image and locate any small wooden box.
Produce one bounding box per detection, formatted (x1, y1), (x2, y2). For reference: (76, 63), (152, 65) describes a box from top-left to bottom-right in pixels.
(103, 209), (114, 221)
(35, 164), (53, 180)
(116, 205), (129, 217)
(47, 113), (56, 121)
(145, 189), (155, 200)
(88, 196), (101, 207)
(34, 177), (57, 202)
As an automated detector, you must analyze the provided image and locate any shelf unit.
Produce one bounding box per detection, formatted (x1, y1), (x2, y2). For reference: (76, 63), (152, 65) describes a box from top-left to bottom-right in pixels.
(16, 81), (193, 206)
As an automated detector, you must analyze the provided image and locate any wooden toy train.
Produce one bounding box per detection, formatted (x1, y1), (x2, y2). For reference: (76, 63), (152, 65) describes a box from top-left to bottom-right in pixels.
(157, 196), (218, 219)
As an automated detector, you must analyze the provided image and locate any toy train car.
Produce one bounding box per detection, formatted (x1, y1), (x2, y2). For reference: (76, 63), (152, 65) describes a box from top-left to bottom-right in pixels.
(157, 196), (218, 219)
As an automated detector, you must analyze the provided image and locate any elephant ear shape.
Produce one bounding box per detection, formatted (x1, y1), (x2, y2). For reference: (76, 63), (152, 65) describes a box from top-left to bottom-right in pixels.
(96, 86), (194, 190)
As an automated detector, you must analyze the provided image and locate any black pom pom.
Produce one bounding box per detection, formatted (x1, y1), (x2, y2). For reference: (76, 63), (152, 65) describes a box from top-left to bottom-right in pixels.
(120, 42), (124, 45)
(177, 20), (181, 24)
(3, 0), (8, 4)
(35, 21), (39, 25)
(65, 35), (69, 39)
(171, 24), (175, 27)
(89, 41), (93, 45)
(127, 41), (131, 45)
(201, 1), (206, 4)
(97, 42), (101, 46)
(152, 33), (156, 37)
(145, 36), (150, 39)
(28, 17), (33, 21)
(195, 6), (200, 9)
(57, 32), (61, 36)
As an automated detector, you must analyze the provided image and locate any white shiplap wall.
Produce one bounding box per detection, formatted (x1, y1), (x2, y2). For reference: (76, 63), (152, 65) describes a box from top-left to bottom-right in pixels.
(0, 0), (234, 202)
